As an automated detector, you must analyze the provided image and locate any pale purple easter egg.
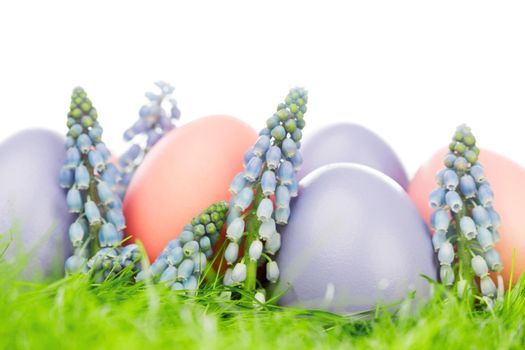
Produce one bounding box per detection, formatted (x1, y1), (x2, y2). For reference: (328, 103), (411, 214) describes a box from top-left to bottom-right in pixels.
(276, 163), (436, 313)
(0, 129), (73, 277)
(298, 123), (409, 189)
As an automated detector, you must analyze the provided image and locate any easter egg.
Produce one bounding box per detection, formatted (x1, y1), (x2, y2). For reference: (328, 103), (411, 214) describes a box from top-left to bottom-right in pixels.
(298, 123), (409, 189)
(124, 115), (257, 261)
(276, 163), (436, 313)
(409, 148), (525, 283)
(0, 129), (73, 277)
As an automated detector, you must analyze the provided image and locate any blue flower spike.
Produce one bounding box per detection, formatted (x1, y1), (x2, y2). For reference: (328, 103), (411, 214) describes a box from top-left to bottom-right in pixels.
(117, 81), (181, 198)
(428, 124), (504, 306)
(62, 87), (140, 279)
(220, 87), (308, 300)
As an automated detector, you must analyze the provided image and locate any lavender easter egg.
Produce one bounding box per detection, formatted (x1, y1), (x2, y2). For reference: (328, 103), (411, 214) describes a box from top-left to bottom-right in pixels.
(0, 129), (73, 277)
(298, 123), (408, 189)
(276, 163), (436, 313)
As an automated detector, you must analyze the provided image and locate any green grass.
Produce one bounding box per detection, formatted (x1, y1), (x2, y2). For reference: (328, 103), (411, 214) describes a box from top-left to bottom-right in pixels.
(2, 238), (525, 350)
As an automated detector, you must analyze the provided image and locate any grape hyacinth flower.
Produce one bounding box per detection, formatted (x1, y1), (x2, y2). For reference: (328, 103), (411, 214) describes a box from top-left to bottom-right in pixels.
(117, 81), (181, 197)
(222, 87), (308, 297)
(136, 201), (228, 292)
(61, 87), (141, 277)
(429, 124), (504, 305)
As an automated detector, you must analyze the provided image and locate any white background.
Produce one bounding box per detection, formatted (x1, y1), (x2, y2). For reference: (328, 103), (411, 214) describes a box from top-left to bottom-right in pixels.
(1, 1), (524, 176)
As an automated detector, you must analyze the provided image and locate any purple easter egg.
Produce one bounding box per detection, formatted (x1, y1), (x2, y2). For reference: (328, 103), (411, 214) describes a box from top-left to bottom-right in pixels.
(276, 163), (436, 313)
(0, 129), (73, 277)
(298, 123), (409, 189)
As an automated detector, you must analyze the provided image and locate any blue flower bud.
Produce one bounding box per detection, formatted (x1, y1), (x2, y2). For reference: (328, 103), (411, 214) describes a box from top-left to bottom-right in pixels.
(477, 183), (494, 207)
(445, 190), (462, 213)
(249, 240), (263, 261)
(118, 244), (139, 264)
(74, 165), (90, 190)
(85, 200), (102, 225)
(429, 188), (446, 208)
(229, 172), (247, 195)
(193, 252), (207, 274)
(470, 165), (486, 183)
(256, 198), (274, 221)
(497, 275), (504, 302)
(199, 236), (212, 252)
(484, 249), (502, 272)
(443, 170), (459, 191)
(254, 291), (266, 305)
(151, 258), (168, 276)
(281, 138), (297, 158)
(66, 188), (83, 213)
(89, 125), (103, 143)
(76, 134), (93, 154)
(225, 242), (239, 265)
(243, 148), (255, 168)
(65, 255), (86, 274)
(244, 156), (263, 182)
(226, 207), (242, 226)
(177, 259), (195, 282)
(223, 268), (234, 286)
(253, 135), (271, 157)
(432, 230), (447, 251)
(167, 246), (184, 266)
(454, 157), (468, 172)
(65, 147), (81, 169)
(443, 153), (457, 168)
(88, 150), (105, 172)
(459, 216), (477, 240)
(480, 276), (497, 297)
(266, 146), (281, 170)
(435, 168), (446, 187)
(183, 241), (199, 257)
(233, 186), (254, 211)
(476, 227), (494, 251)
(99, 223), (120, 247)
(271, 125), (286, 141)
(95, 143), (111, 162)
(277, 161), (294, 186)
(226, 218), (245, 242)
(266, 261), (279, 283)
(59, 166), (74, 189)
(160, 266), (177, 285)
(290, 152), (303, 171)
(492, 229), (501, 243)
(261, 170), (277, 196)
(184, 275), (198, 291)
(487, 208), (501, 230)
(108, 195), (123, 210)
(288, 177), (299, 197)
(431, 209), (450, 232)
(291, 129), (302, 142)
(146, 130), (162, 149)
(471, 255), (489, 277)
(440, 265), (454, 286)
(472, 206), (491, 228)
(264, 232), (281, 255)
(96, 181), (114, 205)
(231, 262), (247, 284)
(259, 219), (276, 240)
(101, 163), (121, 186)
(106, 208), (126, 231)
(65, 136), (75, 148)
(267, 115), (280, 129)
(179, 230), (194, 244)
(68, 222), (85, 247)
(275, 185), (291, 209)
(459, 174), (477, 199)
(438, 241), (454, 265)
(275, 207), (290, 225)
(69, 124), (83, 138)
(171, 282), (184, 291)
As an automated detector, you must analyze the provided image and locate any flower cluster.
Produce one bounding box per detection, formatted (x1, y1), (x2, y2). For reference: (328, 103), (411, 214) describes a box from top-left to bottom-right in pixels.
(430, 124), (504, 305)
(136, 201), (228, 292)
(222, 87), (308, 298)
(117, 81), (181, 196)
(61, 87), (140, 276)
